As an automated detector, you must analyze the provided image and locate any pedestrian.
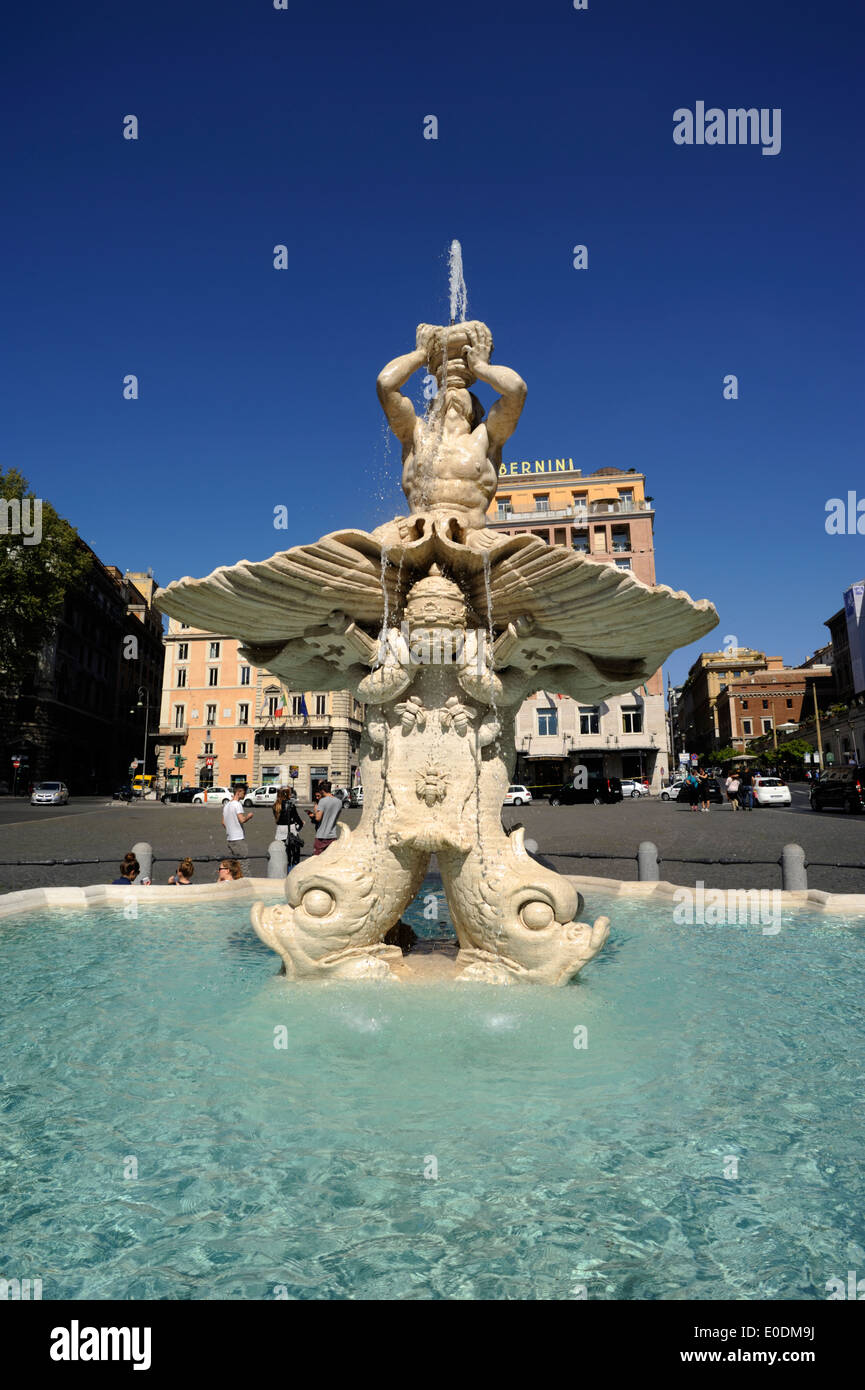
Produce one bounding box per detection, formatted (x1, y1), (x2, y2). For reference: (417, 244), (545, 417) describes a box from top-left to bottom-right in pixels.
(274, 787), (304, 868)
(697, 767), (712, 812)
(738, 766), (754, 810)
(308, 779), (343, 854)
(168, 857), (194, 885)
(725, 770), (740, 809)
(684, 768), (700, 811)
(223, 785), (253, 858)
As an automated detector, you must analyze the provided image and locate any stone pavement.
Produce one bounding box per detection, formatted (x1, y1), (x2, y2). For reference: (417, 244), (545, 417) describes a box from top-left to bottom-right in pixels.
(0, 785), (863, 894)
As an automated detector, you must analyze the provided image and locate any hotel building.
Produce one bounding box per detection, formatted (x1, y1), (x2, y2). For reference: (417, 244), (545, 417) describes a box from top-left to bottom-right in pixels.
(486, 459), (670, 790)
(156, 620), (362, 799)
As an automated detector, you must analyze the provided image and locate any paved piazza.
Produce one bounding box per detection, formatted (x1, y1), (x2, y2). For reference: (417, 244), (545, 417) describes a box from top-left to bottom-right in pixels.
(0, 785), (862, 896)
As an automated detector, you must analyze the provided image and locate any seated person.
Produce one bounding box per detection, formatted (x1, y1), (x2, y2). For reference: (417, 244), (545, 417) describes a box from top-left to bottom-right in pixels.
(217, 859), (243, 882)
(111, 860), (139, 885)
(168, 857), (194, 885)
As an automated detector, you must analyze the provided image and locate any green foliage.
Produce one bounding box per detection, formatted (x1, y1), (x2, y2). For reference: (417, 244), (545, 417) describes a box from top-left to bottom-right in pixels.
(774, 738), (814, 762)
(714, 746), (740, 764)
(0, 468), (91, 691)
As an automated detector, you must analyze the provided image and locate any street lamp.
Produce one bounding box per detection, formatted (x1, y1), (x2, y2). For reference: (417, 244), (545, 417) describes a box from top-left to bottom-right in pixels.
(130, 685), (151, 799)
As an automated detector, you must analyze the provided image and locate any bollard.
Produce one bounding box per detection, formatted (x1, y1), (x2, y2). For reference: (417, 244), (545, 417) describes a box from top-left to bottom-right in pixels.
(779, 843), (807, 891)
(637, 841), (660, 882)
(267, 839), (288, 878)
(131, 841), (153, 884)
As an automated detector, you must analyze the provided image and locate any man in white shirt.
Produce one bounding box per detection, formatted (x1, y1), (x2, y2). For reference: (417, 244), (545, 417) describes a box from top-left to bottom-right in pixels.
(223, 786), (253, 858)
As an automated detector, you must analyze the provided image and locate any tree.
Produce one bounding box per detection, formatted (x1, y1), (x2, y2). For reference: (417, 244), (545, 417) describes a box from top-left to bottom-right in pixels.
(0, 469), (92, 695)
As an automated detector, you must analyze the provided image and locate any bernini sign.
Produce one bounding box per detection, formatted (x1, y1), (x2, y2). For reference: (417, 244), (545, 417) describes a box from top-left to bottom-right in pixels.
(499, 458), (576, 476)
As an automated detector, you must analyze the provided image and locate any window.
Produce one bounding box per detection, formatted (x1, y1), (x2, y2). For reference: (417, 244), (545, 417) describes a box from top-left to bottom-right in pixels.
(615, 559), (631, 570)
(537, 707), (558, 736)
(611, 526), (630, 552)
(533, 494), (549, 513)
(618, 489), (634, 506)
(208, 667), (219, 686)
(177, 643), (189, 660)
(203, 741), (213, 755)
(762, 718), (772, 733)
(263, 735), (279, 751)
(172, 742), (181, 754)
(235, 741), (247, 757)
(315, 694), (326, 716)
(238, 703), (249, 726)
(497, 496), (512, 516)
(786, 698), (793, 708)
(742, 719), (752, 734)
(240, 666), (251, 686)
(267, 694), (279, 716)
(292, 695), (303, 716)
(622, 707), (643, 733)
(177, 668), (187, 688)
(572, 536), (589, 553)
(733, 670), (742, 677)
(174, 704), (185, 728)
(312, 734), (329, 750)
(580, 707), (600, 735)
(762, 700), (768, 709)
(206, 704), (217, 726)
(209, 642), (220, 659)
(742, 700), (749, 709)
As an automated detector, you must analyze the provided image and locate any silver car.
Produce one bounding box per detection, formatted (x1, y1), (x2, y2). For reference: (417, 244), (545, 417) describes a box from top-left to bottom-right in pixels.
(31, 781), (69, 806)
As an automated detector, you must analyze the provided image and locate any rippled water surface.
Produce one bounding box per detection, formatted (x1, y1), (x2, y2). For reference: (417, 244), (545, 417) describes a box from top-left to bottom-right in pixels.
(1, 888), (864, 1300)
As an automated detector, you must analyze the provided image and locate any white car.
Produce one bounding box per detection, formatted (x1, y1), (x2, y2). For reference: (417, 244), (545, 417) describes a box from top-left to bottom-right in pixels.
(192, 786), (233, 805)
(620, 779), (650, 798)
(243, 785), (283, 807)
(503, 784), (532, 806)
(31, 781), (69, 806)
(659, 781), (685, 801)
(753, 777), (792, 807)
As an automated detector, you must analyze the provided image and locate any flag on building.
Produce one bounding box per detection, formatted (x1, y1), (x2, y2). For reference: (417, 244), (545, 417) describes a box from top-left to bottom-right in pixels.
(274, 689), (287, 717)
(299, 694), (309, 722)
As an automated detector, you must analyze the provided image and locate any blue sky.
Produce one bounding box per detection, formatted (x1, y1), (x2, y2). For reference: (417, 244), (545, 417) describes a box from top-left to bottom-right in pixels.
(2, 0), (863, 684)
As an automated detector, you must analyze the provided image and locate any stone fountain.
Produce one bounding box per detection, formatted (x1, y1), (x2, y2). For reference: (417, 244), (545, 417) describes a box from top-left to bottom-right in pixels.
(157, 318), (718, 985)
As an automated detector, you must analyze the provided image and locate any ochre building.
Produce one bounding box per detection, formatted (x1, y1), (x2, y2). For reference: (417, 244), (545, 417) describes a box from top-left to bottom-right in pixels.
(486, 460), (669, 790)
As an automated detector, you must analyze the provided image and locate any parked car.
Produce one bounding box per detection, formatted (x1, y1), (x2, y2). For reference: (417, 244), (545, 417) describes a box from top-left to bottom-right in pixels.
(753, 776), (792, 808)
(31, 781), (69, 806)
(349, 786), (364, 808)
(243, 785), (287, 807)
(549, 776), (623, 806)
(660, 780), (685, 801)
(161, 785), (198, 803)
(620, 779), (649, 798)
(114, 783), (134, 801)
(192, 786), (234, 805)
(809, 765), (865, 814)
(503, 784), (533, 806)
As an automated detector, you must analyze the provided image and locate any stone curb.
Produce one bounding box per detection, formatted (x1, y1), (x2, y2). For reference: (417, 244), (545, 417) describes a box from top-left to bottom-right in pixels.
(565, 874), (865, 918)
(0, 878), (280, 918)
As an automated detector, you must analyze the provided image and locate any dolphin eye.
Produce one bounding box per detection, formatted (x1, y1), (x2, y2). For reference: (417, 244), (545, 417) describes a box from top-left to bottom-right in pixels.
(520, 901), (555, 930)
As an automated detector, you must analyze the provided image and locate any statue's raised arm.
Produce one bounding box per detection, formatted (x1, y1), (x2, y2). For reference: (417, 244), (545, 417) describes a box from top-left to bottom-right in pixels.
(376, 325), (437, 453)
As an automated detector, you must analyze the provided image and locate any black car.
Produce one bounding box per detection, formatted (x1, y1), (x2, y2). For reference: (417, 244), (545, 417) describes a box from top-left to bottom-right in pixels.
(161, 785), (198, 803)
(549, 776), (623, 806)
(810, 765), (865, 814)
(113, 784), (134, 801)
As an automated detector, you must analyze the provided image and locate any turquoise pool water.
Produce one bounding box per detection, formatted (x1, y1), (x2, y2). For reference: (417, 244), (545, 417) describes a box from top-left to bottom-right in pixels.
(1, 887), (864, 1300)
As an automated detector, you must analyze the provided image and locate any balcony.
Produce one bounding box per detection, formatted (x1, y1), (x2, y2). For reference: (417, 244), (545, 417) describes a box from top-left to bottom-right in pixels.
(492, 499), (650, 527)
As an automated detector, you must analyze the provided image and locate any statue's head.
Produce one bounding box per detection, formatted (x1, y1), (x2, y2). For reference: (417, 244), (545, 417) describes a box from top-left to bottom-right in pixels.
(444, 389), (484, 428)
